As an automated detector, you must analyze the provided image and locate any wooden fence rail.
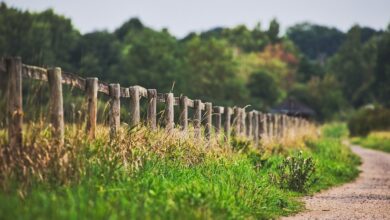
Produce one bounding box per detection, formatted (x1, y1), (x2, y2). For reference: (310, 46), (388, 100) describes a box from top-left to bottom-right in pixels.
(1, 56), (311, 148)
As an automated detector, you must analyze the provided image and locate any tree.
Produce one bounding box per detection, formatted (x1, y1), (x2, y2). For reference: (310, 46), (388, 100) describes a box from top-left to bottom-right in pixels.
(328, 25), (377, 107)
(268, 19), (280, 44)
(247, 71), (282, 108)
(72, 31), (121, 80)
(179, 37), (248, 106)
(290, 75), (347, 120)
(0, 3), (80, 70)
(372, 24), (390, 106)
(287, 23), (345, 60)
(118, 28), (181, 91)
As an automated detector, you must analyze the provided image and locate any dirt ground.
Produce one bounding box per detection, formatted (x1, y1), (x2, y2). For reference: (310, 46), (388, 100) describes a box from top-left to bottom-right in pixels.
(282, 145), (390, 220)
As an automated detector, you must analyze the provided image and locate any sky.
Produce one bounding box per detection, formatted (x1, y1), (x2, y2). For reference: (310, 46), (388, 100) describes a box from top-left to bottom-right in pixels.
(3, 0), (390, 38)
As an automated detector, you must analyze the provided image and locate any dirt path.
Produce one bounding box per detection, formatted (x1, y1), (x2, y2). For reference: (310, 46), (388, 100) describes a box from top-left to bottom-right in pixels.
(282, 145), (390, 220)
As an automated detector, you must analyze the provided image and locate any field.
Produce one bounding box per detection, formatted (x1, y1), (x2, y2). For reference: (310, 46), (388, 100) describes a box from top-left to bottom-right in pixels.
(351, 131), (390, 153)
(0, 123), (360, 219)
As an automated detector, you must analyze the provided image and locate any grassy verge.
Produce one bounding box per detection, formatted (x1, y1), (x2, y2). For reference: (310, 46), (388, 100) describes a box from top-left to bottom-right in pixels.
(351, 131), (390, 153)
(0, 123), (359, 219)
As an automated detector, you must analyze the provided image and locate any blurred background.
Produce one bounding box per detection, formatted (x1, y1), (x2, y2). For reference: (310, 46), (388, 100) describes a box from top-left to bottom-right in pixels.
(0, 0), (389, 134)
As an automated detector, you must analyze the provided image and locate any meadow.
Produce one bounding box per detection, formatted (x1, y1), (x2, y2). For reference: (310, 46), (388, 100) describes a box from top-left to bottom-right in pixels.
(0, 123), (360, 219)
(351, 131), (390, 153)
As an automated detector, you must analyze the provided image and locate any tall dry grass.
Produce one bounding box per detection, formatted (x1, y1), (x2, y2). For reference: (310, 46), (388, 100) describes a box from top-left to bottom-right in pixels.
(0, 118), (317, 192)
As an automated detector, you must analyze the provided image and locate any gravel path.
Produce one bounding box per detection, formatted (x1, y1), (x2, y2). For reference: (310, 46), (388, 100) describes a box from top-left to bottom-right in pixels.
(282, 145), (390, 220)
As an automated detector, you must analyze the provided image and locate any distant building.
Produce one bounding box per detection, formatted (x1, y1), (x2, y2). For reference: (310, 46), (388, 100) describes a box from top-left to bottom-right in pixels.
(271, 98), (315, 119)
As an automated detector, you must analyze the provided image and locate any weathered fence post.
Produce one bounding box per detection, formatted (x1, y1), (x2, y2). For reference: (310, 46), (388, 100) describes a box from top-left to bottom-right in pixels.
(252, 111), (259, 145)
(224, 107), (232, 141)
(258, 112), (264, 139)
(204, 102), (212, 139)
(267, 113), (273, 139)
(109, 83), (120, 140)
(193, 100), (202, 138)
(129, 86), (140, 127)
(214, 107), (223, 134)
(274, 114), (279, 138)
(179, 95), (188, 131)
(240, 108), (246, 136)
(164, 93), (174, 132)
(147, 89), (157, 130)
(6, 57), (23, 153)
(85, 77), (98, 139)
(233, 107), (241, 136)
(48, 67), (64, 146)
(246, 111), (253, 137)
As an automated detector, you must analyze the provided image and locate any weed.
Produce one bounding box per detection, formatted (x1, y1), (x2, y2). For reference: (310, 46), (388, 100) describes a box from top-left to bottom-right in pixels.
(271, 151), (316, 192)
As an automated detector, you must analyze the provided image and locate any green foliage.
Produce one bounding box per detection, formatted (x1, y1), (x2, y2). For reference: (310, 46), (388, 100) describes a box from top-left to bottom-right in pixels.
(347, 106), (390, 136)
(287, 22), (345, 60)
(0, 2), (389, 121)
(0, 120), (361, 219)
(248, 71), (282, 107)
(272, 151), (316, 192)
(268, 19), (280, 44)
(328, 25), (378, 107)
(290, 75), (347, 121)
(372, 24), (390, 106)
(352, 132), (390, 153)
(322, 123), (349, 139)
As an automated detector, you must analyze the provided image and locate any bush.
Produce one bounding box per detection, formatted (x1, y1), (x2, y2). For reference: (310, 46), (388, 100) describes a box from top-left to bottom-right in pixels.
(271, 151), (316, 192)
(348, 106), (390, 136)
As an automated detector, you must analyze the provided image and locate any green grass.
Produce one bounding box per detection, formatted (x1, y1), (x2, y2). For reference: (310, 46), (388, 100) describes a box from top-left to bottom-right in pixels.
(0, 124), (360, 219)
(351, 131), (390, 153)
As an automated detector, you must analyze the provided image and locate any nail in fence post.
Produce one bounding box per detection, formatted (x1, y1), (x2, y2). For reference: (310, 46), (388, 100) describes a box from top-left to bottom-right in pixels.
(129, 86), (140, 127)
(48, 67), (64, 146)
(204, 102), (212, 139)
(164, 93), (174, 132)
(224, 107), (232, 141)
(179, 95), (188, 131)
(6, 57), (23, 153)
(147, 89), (157, 130)
(193, 100), (202, 138)
(85, 77), (98, 139)
(109, 84), (120, 140)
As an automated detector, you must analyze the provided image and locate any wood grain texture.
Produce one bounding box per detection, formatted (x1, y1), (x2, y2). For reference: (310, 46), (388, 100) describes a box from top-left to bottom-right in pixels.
(129, 86), (140, 126)
(179, 96), (188, 131)
(204, 102), (212, 139)
(85, 77), (98, 139)
(224, 107), (232, 141)
(233, 107), (241, 136)
(252, 111), (259, 145)
(109, 84), (120, 140)
(246, 111), (253, 138)
(48, 67), (64, 146)
(214, 106), (224, 134)
(6, 57), (23, 153)
(147, 89), (157, 130)
(164, 93), (174, 132)
(193, 100), (202, 138)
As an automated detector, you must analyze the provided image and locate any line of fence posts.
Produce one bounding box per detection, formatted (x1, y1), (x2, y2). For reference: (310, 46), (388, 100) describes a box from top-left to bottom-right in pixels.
(2, 56), (311, 152)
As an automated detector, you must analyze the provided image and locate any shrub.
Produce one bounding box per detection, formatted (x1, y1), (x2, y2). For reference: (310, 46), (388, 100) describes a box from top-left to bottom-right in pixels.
(271, 151), (316, 192)
(348, 106), (390, 136)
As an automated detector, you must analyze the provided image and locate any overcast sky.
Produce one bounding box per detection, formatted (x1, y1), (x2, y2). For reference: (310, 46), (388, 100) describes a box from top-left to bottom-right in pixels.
(3, 0), (390, 38)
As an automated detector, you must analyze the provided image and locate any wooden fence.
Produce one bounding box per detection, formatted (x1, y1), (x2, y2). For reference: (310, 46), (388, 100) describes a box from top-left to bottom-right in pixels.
(1, 56), (310, 148)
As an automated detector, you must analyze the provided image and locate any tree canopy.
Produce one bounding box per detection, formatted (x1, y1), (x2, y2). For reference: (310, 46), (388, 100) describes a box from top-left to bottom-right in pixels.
(0, 2), (388, 121)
